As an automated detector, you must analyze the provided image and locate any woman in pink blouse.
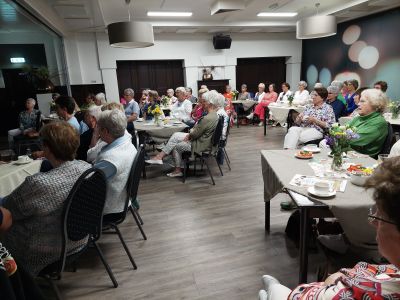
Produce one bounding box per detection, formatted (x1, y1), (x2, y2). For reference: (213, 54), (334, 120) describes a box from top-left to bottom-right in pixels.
(252, 84), (278, 126)
(258, 157), (400, 300)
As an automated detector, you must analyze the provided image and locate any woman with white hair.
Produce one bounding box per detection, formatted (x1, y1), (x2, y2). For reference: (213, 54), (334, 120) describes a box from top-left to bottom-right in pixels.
(94, 92), (107, 106)
(293, 81), (310, 106)
(326, 85), (346, 121)
(94, 109), (137, 215)
(170, 87), (192, 122)
(146, 91), (219, 178)
(346, 89), (388, 157)
(167, 88), (177, 105)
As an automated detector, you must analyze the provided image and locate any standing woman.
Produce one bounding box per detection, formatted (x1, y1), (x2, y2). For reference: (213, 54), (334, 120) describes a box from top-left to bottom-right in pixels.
(251, 83), (278, 126)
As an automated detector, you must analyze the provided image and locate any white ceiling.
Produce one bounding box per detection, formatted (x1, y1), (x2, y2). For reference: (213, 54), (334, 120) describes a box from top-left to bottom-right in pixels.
(2, 0), (400, 34)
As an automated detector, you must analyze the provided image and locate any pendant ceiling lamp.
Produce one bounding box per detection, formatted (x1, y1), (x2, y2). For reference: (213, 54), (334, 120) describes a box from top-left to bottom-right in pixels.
(296, 3), (336, 39)
(107, 0), (154, 48)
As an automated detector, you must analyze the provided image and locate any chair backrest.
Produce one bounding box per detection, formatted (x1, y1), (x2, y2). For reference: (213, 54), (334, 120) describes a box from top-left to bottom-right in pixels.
(379, 122), (394, 155)
(127, 145), (146, 205)
(59, 168), (107, 272)
(35, 110), (42, 132)
(212, 116), (225, 147)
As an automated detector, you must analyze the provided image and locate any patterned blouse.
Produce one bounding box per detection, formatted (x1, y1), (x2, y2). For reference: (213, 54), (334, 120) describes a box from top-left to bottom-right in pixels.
(300, 102), (336, 133)
(289, 262), (400, 300)
(19, 109), (39, 130)
(2, 160), (91, 275)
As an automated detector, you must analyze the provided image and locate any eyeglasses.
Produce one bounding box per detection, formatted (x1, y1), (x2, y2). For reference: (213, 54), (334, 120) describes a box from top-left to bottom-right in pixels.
(368, 207), (396, 225)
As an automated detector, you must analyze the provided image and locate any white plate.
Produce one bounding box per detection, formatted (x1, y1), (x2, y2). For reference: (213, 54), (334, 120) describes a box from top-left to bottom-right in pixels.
(302, 146), (321, 153)
(14, 159), (33, 165)
(173, 121), (182, 125)
(136, 118), (144, 122)
(307, 186), (336, 198)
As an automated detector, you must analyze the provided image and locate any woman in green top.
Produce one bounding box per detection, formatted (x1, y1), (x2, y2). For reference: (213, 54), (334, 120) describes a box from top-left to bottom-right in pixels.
(347, 89), (388, 158)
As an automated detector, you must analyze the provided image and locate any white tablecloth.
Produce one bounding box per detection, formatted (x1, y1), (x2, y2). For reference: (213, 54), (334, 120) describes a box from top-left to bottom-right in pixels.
(232, 100), (256, 111)
(134, 120), (188, 143)
(0, 160), (41, 197)
(268, 104), (305, 124)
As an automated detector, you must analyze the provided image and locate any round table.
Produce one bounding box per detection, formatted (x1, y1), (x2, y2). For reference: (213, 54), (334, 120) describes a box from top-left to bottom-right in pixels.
(268, 103), (306, 124)
(134, 119), (188, 143)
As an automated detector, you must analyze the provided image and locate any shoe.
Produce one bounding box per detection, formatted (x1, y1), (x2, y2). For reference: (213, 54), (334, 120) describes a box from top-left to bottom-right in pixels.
(317, 234), (348, 254)
(282, 123), (287, 128)
(246, 113), (254, 120)
(258, 122), (263, 127)
(166, 172), (183, 177)
(145, 159), (163, 165)
(272, 122), (278, 127)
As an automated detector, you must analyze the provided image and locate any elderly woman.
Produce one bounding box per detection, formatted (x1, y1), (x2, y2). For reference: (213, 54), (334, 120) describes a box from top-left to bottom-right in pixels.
(80, 93), (95, 110)
(276, 82), (292, 104)
(347, 89), (388, 157)
(330, 80), (346, 104)
(8, 98), (40, 148)
(293, 81), (310, 106)
(94, 92), (106, 106)
(345, 79), (359, 115)
(191, 88), (208, 125)
(326, 85), (346, 121)
(167, 88), (178, 105)
(1, 122), (91, 275)
(186, 87), (197, 104)
(259, 157), (400, 300)
(238, 84), (250, 100)
(374, 80), (388, 93)
(284, 87), (335, 149)
(249, 84), (278, 126)
(349, 87), (369, 118)
(146, 91), (219, 177)
(170, 87), (192, 122)
(93, 109), (136, 215)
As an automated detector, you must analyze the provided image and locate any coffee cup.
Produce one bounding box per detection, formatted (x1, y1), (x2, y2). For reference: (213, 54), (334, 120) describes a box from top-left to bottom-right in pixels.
(314, 181), (330, 193)
(17, 155), (30, 163)
(307, 144), (318, 150)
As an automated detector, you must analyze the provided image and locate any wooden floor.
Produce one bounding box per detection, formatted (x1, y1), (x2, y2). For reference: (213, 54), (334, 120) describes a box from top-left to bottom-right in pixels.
(58, 125), (324, 300)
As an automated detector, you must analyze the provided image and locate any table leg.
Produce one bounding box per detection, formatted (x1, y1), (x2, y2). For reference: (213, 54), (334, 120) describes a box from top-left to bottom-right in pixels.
(299, 207), (310, 283)
(265, 201), (270, 232)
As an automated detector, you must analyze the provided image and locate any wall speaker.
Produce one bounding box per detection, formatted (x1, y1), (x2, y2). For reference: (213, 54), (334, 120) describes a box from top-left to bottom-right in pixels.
(213, 35), (232, 49)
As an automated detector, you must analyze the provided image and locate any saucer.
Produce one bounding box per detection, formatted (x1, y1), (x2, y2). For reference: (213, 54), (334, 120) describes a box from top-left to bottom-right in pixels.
(173, 121), (182, 125)
(14, 159), (33, 165)
(307, 186), (336, 198)
(302, 146), (321, 153)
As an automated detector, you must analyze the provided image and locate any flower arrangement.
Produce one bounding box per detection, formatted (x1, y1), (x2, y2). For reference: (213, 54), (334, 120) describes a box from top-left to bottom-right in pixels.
(389, 100), (400, 119)
(148, 105), (163, 126)
(161, 95), (169, 107)
(287, 94), (294, 106)
(325, 123), (359, 170)
(230, 90), (239, 100)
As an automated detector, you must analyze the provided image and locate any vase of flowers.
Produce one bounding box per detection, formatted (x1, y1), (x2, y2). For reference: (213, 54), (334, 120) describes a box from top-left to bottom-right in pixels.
(287, 94), (294, 106)
(325, 124), (359, 171)
(389, 101), (400, 119)
(230, 90), (239, 100)
(161, 95), (169, 107)
(149, 105), (163, 126)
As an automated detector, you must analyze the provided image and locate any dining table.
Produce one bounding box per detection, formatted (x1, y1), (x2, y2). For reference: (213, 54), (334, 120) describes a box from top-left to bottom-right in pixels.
(261, 149), (376, 283)
(134, 118), (188, 144)
(0, 160), (42, 197)
(232, 99), (257, 128)
(268, 103), (306, 125)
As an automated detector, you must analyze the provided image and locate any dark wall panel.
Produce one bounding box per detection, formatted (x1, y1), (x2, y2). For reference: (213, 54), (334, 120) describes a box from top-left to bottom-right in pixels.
(301, 8), (400, 100)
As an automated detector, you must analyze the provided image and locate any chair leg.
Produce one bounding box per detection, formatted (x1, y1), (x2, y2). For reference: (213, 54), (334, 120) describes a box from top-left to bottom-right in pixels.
(135, 208), (144, 225)
(44, 276), (63, 300)
(215, 157), (224, 176)
(223, 148), (231, 164)
(111, 225), (138, 270)
(92, 241), (118, 288)
(129, 206), (147, 240)
(223, 149), (231, 171)
(182, 160), (188, 183)
(203, 158), (215, 185)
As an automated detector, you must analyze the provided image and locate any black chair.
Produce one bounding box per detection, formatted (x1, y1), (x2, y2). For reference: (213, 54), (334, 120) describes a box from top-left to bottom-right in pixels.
(217, 115), (231, 172)
(379, 122), (394, 155)
(263, 106), (269, 136)
(102, 148), (147, 270)
(182, 116), (224, 185)
(38, 168), (117, 299)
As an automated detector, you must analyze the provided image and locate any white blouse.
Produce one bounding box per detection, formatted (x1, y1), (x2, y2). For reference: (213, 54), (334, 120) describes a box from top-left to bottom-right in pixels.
(293, 90), (310, 106)
(277, 90), (293, 104)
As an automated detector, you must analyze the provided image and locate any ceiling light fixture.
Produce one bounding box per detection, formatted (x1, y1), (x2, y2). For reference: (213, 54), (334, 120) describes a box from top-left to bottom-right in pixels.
(10, 57), (26, 63)
(108, 0), (154, 48)
(296, 3), (336, 39)
(257, 12), (297, 17)
(147, 12), (192, 17)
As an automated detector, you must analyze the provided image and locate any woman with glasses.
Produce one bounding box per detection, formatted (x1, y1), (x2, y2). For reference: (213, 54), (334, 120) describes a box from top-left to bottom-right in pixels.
(284, 87), (335, 149)
(345, 79), (359, 115)
(258, 156), (400, 300)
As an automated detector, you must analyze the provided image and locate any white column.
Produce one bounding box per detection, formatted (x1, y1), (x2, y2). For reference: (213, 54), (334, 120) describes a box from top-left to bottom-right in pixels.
(225, 57), (237, 90)
(184, 66), (199, 97)
(286, 56), (301, 88)
(101, 69), (119, 103)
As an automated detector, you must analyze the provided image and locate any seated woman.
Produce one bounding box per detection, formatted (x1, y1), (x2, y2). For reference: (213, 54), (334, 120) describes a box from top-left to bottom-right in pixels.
(8, 98), (40, 148)
(190, 88), (208, 126)
(166, 88), (178, 105)
(284, 87), (335, 149)
(293, 81), (310, 106)
(346, 89), (388, 158)
(237, 84), (250, 100)
(143, 90), (165, 121)
(94, 92), (107, 106)
(145, 90), (219, 177)
(258, 157), (400, 300)
(345, 79), (359, 115)
(248, 83), (278, 126)
(80, 93), (95, 110)
(1, 121), (91, 276)
(349, 87), (368, 118)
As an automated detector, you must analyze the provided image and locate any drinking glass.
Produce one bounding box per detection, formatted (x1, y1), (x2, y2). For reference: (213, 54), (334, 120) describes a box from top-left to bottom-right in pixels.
(378, 154), (390, 163)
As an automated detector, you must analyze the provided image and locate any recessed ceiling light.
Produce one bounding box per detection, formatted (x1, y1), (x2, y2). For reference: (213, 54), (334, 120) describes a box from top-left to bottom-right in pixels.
(257, 12), (298, 17)
(147, 12), (192, 17)
(10, 57), (25, 63)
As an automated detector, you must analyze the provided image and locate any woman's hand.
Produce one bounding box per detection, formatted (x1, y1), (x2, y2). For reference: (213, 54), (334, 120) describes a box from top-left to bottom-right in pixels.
(307, 116), (317, 124)
(183, 134), (190, 142)
(323, 272), (343, 285)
